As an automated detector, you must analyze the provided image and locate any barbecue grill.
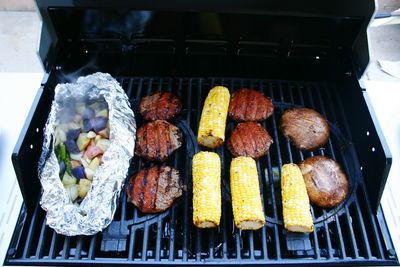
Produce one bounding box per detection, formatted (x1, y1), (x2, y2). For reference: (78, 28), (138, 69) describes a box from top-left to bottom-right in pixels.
(5, 0), (399, 266)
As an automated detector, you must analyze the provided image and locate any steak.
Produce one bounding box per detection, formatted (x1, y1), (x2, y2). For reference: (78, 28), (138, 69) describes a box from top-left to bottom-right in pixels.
(139, 92), (182, 121)
(228, 88), (274, 122)
(135, 120), (183, 162)
(127, 165), (182, 213)
(227, 122), (273, 159)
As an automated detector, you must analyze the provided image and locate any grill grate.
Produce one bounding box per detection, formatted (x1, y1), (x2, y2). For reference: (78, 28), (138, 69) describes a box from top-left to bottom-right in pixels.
(5, 77), (398, 266)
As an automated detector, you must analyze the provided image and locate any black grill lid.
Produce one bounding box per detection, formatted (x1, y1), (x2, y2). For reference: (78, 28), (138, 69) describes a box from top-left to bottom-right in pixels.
(36, 0), (374, 78)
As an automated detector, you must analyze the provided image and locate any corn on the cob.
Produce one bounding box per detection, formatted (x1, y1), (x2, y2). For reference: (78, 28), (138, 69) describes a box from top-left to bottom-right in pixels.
(230, 157), (265, 230)
(281, 163), (314, 233)
(197, 86), (230, 148)
(192, 151), (221, 228)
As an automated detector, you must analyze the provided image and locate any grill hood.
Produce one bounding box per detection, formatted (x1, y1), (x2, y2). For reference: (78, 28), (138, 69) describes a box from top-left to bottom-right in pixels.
(36, 0), (374, 79)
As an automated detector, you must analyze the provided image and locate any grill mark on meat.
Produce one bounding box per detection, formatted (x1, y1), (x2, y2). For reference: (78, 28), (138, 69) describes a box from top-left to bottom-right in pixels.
(163, 119), (171, 160)
(138, 191), (144, 210)
(241, 125), (255, 157)
(155, 121), (161, 160)
(164, 120), (171, 158)
(152, 122), (159, 160)
(242, 125), (258, 155)
(136, 120), (182, 161)
(143, 125), (149, 154)
(152, 165), (161, 209)
(165, 166), (172, 193)
(141, 168), (148, 187)
(243, 89), (251, 122)
(229, 88), (274, 122)
(246, 90), (258, 121)
(127, 166), (182, 213)
(167, 139), (172, 156)
(255, 96), (263, 121)
(139, 168), (149, 210)
(155, 92), (165, 120)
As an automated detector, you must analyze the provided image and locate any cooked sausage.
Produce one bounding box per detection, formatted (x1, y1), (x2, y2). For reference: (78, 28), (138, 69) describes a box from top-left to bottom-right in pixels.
(299, 156), (349, 208)
(280, 108), (329, 151)
(135, 120), (183, 162)
(228, 88), (274, 122)
(139, 92), (182, 121)
(227, 122), (273, 159)
(127, 165), (182, 213)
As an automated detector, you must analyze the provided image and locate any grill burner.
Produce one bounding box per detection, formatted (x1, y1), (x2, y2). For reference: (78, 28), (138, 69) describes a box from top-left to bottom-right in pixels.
(6, 77), (397, 266)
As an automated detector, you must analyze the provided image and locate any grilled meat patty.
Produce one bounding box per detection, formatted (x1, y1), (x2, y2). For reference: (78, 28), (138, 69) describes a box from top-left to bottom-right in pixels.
(135, 120), (183, 162)
(299, 156), (349, 208)
(127, 166), (182, 213)
(227, 122), (273, 159)
(280, 107), (329, 151)
(139, 92), (182, 121)
(228, 88), (274, 122)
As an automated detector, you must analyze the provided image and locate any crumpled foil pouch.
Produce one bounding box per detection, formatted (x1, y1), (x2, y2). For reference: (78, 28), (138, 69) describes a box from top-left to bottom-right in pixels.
(38, 72), (136, 236)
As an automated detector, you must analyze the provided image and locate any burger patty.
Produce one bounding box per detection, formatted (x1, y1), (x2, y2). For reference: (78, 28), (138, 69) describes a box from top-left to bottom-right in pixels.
(299, 156), (349, 208)
(280, 107), (329, 151)
(228, 88), (274, 122)
(135, 120), (183, 162)
(227, 122), (273, 159)
(127, 166), (182, 213)
(139, 92), (182, 121)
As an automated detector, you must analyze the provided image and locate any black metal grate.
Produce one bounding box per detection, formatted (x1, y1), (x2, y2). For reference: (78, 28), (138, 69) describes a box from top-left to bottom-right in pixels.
(5, 77), (398, 266)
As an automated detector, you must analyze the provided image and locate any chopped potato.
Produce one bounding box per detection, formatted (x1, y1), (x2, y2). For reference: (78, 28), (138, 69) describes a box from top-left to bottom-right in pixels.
(62, 173), (77, 187)
(78, 179), (92, 198)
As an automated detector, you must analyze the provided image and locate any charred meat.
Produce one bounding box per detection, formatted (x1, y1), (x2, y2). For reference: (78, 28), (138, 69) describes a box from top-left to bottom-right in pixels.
(228, 88), (274, 122)
(227, 122), (273, 159)
(127, 166), (182, 213)
(135, 120), (183, 162)
(139, 92), (182, 121)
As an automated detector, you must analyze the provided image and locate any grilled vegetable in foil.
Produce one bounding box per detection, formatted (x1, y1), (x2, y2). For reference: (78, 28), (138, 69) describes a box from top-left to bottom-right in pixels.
(38, 72), (136, 236)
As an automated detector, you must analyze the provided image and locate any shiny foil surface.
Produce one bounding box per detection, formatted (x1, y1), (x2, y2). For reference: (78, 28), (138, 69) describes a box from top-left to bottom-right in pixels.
(38, 72), (136, 236)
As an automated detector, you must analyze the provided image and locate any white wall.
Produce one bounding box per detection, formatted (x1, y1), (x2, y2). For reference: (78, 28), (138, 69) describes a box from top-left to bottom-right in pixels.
(0, 0), (35, 11)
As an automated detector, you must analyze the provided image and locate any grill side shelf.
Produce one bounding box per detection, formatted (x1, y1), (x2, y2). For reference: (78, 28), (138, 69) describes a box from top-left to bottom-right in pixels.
(12, 86), (53, 213)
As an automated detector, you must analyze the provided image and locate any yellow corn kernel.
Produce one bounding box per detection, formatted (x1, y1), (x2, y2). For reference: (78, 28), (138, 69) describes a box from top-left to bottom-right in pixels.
(192, 152), (221, 228)
(281, 163), (314, 233)
(197, 86), (230, 148)
(230, 157), (265, 230)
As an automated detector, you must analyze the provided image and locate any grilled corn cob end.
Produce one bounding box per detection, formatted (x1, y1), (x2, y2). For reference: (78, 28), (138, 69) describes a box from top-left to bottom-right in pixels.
(230, 156), (265, 230)
(281, 163), (314, 233)
(198, 86), (230, 148)
(192, 151), (221, 228)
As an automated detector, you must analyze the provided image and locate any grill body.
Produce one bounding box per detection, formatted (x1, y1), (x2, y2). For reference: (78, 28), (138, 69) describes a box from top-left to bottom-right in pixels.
(6, 76), (398, 266)
(6, 1), (399, 266)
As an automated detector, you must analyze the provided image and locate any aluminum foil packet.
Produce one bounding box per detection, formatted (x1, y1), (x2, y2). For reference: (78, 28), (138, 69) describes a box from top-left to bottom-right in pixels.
(38, 72), (136, 236)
